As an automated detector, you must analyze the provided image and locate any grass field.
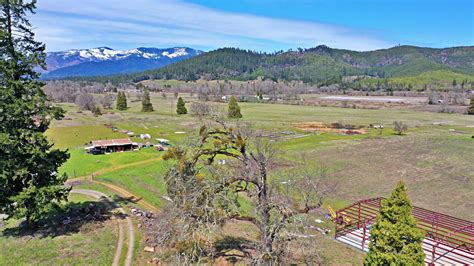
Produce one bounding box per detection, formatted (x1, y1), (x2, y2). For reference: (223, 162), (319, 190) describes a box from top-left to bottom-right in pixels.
(39, 93), (474, 264)
(49, 93), (474, 218)
(0, 194), (117, 265)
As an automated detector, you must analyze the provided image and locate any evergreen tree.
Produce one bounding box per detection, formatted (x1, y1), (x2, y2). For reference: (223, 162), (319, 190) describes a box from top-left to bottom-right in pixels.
(227, 96), (242, 118)
(364, 181), (425, 265)
(468, 97), (474, 115)
(116, 91), (127, 110)
(176, 97), (187, 115)
(141, 89), (154, 112)
(0, 0), (70, 226)
(93, 106), (102, 116)
(116, 92), (122, 109)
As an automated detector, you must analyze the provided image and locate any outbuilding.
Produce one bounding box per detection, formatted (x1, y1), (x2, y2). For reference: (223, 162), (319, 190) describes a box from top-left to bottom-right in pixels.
(85, 138), (139, 154)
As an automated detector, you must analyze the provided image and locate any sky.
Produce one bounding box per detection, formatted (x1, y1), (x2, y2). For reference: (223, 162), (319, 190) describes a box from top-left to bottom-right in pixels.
(32, 0), (473, 52)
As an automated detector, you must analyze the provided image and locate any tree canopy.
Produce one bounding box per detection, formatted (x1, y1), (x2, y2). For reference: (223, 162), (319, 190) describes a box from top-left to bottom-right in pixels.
(0, 0), (70, 225)
(161, 120), (333, 263)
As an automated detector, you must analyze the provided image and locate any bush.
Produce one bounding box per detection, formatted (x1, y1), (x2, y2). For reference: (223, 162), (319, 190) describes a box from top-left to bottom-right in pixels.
(393, 121), (408, 135)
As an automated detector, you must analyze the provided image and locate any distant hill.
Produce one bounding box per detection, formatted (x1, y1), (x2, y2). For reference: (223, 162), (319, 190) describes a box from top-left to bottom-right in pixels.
(126, 45), (474, 85)
(41, 47), (203, 79)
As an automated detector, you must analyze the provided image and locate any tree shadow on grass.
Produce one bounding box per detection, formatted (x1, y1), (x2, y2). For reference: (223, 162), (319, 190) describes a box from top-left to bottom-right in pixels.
(1, 200), (112, 239)
(213, 236), (254, 261)
(112, 194), (142, 206)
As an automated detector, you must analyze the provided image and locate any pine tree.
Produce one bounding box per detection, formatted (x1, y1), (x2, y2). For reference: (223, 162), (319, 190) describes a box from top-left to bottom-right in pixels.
(116, 92), (122, 109)
(176, 97), (187, 115)
(141, 89), (154, 112)
(468, 97), (474, 115)
(116, 91), (127, 110)
(227, 96), (242, 118)
(364, 181), (425, 265)
(0, 0), (70, 226)
(93, 106), (102, 116)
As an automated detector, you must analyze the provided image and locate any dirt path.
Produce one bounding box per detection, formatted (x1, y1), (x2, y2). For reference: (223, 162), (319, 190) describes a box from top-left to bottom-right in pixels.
(90, 180), (160, 213)
(71, 189), (135, 266)
(68, 157), (162, 214)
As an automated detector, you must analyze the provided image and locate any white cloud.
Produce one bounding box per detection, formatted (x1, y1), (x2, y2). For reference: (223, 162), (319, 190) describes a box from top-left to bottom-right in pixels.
(33, 0), (393, 52)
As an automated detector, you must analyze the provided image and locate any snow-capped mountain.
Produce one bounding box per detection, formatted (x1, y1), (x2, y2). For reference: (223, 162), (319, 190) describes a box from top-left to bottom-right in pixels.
(42, 47), (202, 79)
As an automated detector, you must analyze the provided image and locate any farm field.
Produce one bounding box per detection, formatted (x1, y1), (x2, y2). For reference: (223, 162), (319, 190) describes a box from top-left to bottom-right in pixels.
(41, 93), (474, 263)
(50, 93), (474, 218)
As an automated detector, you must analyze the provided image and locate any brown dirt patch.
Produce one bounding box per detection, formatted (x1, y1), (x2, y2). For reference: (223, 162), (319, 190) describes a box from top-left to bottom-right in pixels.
(295, 122), (366, 135)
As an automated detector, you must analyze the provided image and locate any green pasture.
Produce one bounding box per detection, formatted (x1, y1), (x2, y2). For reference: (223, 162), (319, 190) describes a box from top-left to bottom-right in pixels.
(0, 194), (116, 265)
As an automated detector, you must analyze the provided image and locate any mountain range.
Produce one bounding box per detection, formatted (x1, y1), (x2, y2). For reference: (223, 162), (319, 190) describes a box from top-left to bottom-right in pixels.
(127, 45), (474, 85)
(43, 45), (474, 88)
(41, 47), (203, 79)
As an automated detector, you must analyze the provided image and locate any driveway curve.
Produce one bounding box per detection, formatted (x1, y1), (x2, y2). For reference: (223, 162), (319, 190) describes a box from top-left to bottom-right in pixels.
(71, 189), (134, 266)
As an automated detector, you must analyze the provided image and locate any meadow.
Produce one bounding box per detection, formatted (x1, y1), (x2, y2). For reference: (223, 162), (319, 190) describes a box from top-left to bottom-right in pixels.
(0, 194), (117, 265)
(34, 92), (474, 264)
(50, 93), (474, 219)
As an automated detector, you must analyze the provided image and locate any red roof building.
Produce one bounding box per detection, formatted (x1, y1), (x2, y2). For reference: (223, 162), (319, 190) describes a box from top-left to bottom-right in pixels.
(85, 138), (138, 154)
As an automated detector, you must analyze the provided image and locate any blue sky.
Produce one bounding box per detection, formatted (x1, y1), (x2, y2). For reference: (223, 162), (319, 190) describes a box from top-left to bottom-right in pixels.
(33, 0), (473, 52)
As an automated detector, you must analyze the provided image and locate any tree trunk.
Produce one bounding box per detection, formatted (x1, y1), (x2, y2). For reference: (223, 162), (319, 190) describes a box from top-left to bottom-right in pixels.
(257, 160), (274, 263)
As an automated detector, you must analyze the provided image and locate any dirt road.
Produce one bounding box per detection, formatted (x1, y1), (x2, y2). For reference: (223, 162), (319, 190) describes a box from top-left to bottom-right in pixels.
(67, 157), (161, 214)
(71, 189), (135, 266)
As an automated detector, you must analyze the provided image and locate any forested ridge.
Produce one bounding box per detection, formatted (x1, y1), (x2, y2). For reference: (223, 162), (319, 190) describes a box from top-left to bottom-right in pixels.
(61, 45), (474, 86)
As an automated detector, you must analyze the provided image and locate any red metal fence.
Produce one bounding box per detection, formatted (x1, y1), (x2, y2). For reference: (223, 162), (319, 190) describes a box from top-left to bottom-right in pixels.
(335, 198), (473, 265)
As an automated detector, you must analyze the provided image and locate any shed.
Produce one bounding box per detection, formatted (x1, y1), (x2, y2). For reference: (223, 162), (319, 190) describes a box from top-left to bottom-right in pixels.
(85, 138), (139, 154)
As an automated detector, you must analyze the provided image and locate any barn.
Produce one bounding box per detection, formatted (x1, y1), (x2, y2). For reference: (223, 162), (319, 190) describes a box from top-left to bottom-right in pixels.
(85, 138), (139, 154)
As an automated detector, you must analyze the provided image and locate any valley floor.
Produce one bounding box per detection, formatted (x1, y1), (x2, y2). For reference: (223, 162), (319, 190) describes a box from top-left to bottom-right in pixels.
(4, 93), (472, 264)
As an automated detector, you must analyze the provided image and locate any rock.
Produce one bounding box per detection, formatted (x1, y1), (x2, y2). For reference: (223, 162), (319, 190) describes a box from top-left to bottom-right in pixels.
(144, 246), (155, 253)
(149, 257), (160, 264)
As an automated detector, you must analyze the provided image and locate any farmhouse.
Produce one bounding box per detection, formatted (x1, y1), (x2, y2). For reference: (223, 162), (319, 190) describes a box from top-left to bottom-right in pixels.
(85, 138), (139, 154)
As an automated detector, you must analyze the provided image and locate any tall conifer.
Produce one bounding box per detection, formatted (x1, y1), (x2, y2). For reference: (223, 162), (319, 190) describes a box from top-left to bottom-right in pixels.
(141, 89), (154, 112)
(116, 91), (127, 110)
(0, 0), (70, 225)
